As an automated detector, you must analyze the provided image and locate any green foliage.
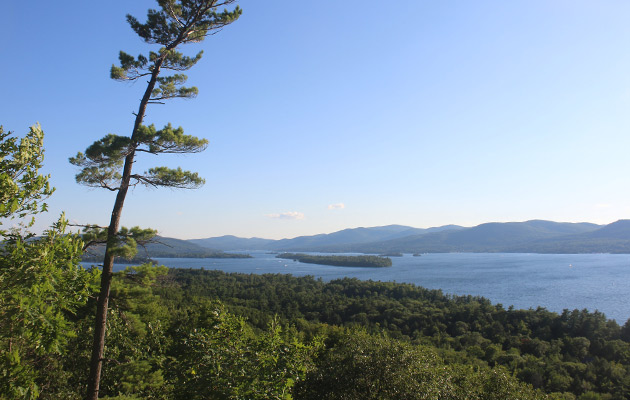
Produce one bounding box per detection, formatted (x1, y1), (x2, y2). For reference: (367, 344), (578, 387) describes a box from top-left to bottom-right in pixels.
(0, 125), (53, 232)
(152, 74), (198, 100)
(69, 124), (207, 191)
(110, 0), (242, 103)
(277, 253), (393, 268)
(164, 269), (630, 399)
(94, 264), (171, 399)
(0, 216), (100, 398)
(110, 51), (148, 81)
(0, 125), (99, 398)
(82, 225), (157, 260)
(83, 134), (133, 163)
(159, 48), (203, 70)
(68, 134), (130, 189)
(125, 0), (242, 46)
(169, 303), (318, 400)
(295, 329), (544, 399)
(75, 263), (319, 400)
(142, 166), (205, 188)
(107, 0), (242, 119)
(135, 123), (208, 154)
(110, 48), (203, 81)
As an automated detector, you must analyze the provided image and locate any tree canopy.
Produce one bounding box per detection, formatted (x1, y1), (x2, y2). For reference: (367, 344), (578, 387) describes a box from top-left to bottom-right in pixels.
(0, 125), (53, 234)
(0, 125), (98, 399)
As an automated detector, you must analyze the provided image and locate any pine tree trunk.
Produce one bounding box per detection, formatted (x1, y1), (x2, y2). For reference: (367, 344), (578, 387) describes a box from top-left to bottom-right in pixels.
(85, 61), (163, 400)
(85, 164), (132, 400)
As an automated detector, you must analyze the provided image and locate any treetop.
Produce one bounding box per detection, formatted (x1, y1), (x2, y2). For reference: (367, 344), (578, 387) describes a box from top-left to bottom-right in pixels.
(126, 0), (242, 46)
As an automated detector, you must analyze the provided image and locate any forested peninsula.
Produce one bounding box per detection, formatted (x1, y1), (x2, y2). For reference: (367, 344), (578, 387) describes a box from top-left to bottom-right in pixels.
(277, 253), (393, 268)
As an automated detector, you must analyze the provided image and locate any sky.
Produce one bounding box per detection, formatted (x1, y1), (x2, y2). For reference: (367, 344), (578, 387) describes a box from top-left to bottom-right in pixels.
(2, 0), (630, 240)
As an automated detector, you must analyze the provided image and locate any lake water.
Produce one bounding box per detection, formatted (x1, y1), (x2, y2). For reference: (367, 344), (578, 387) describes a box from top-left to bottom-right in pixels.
(90, 252), (630, 323)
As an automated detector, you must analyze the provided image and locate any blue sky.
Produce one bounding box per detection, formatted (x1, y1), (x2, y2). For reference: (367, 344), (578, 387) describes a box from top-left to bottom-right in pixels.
(3, 0), (630, 239)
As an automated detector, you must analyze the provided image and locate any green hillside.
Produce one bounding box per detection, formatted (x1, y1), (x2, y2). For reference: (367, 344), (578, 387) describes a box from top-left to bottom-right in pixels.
(82, 235), (250, 262)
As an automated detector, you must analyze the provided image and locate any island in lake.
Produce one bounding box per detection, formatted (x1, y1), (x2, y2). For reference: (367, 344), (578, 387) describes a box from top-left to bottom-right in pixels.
(276, 253), (392, 268)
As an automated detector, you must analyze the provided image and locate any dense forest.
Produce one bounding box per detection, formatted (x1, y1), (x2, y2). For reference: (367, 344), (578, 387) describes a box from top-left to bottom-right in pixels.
(167, 269), (630, 399)
(5, 259), (629, 399)
(0, 262), (552, 398)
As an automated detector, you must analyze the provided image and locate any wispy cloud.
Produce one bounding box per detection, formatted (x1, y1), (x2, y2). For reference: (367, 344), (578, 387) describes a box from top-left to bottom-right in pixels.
(328, 203), (345, 210)
(594, 203), (612, 209)
(266, 211), (305, 220)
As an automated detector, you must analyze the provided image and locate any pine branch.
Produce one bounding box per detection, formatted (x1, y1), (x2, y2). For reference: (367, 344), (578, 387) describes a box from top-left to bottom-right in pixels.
(132, 166), (205, 189)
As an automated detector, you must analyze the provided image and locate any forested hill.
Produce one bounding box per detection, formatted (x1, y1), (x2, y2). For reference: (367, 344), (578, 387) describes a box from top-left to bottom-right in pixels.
(508, 219), (630, 253)
(187, 220), (630, 254)
(82, 236), (250, 261)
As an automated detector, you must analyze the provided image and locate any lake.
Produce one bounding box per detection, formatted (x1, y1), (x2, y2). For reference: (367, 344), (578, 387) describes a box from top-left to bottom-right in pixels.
(90, 252), (630, 323)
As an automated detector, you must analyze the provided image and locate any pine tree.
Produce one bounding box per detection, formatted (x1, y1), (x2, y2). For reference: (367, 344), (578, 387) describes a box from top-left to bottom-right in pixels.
(69, 2), (242, 398)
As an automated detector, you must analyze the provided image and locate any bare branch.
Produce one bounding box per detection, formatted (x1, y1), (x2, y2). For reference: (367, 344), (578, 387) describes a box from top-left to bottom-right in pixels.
(68, 223), (108, 229)
(130, 174), (159, 188)
(83, 240), (107, 252)
(134, 148), (159, 155)
(165, 2), (185, 28)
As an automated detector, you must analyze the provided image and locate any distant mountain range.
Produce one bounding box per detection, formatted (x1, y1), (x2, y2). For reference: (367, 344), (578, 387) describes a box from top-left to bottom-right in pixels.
(82, 220), (630, 259)
(188, 220), (630, 254)
(189, 224), (464, 252)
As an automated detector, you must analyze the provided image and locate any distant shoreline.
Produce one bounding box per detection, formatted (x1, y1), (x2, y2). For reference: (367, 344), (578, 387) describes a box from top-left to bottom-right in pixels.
(81, 252), (251, 265)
